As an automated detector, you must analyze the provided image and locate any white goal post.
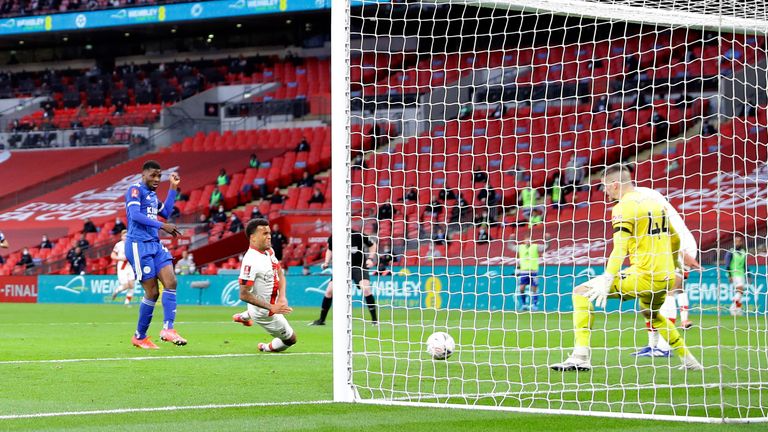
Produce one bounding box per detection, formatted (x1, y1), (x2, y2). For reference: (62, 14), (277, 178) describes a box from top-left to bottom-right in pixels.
(332, 0), (768, 423)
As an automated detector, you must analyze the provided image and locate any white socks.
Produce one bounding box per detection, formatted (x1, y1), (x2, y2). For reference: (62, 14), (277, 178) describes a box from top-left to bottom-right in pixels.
(572, 346), (590, 360)
(262, 337), (288, 352)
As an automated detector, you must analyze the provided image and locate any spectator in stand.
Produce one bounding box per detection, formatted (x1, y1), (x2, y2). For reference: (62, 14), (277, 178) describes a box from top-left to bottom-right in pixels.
(459, 103), (473, 120)
(610, 111), (625, 128)
(298, 171), (316, 187)
(477, 224), (490, 243)
(0, 232), (9, 255)
(250, 206), (265, 220)
(197, 213), (212, 232)
(0, 231), (7, 263)
(270, 224), (288, 261)
(438, 188), (457, 201)
(433, 227), (447, 245)
(210, 186), (223, 209)
(113, 99), (126, 117)
(549, 174), (563, 209)
(562, 156), (585, 205)
(403, 187), (418, 202)
(295, 136), (311, 152)
(308, 187), (326, 205)
(491, 102), (506, 119)
(229, 213), (244, 233)
(77, 233), (90, 251)
(68, 246), (86, 275)
(270, 187), (285, 204)
(507, 163), (531, 183)
(42, 100), (55, 119)
(100, 119), (115, 143)
(473, 166), (488, 184)
(249, 153), (260, 169)
(351, 152), (367, 170)
(593, 95), (608, 113)
(40, 235), (53, 249)
(425, 197), (443, 217)
(217, 168), (230, 186)
(111, 218), (127, 235)
(528, 208), (544, 227)
(16, 248), (34, 271)
(82, 218), (97, 233)
(702, 118), (718, 136)
(377, 202), (393, 220)
(211, 205), (228, 224)
(519, 185), (539, 216)
(451, 194), (470, 223)
(175, 250), (196, 275)
(478, 185), (498, 206)
(651, 110), (669, 141)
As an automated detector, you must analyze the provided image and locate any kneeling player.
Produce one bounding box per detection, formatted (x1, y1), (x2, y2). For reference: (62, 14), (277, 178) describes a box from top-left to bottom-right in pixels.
(550, 164), (702, 371)
(232, 219), (297, 352)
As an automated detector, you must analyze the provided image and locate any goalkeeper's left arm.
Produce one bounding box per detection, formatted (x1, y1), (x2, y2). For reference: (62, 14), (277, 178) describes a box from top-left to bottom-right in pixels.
(587, 209), (632, 308)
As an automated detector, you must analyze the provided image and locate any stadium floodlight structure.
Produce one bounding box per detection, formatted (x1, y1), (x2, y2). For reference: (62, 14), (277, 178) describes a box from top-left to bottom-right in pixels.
(332, 0), (768, 423)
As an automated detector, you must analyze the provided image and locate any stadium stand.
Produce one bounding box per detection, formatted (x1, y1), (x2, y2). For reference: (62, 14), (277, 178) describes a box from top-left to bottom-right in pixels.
(0, 146), (127, 209)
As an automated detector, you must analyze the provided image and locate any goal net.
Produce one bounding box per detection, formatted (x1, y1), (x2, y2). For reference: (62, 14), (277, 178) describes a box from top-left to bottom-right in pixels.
(332, 0), (768, 422)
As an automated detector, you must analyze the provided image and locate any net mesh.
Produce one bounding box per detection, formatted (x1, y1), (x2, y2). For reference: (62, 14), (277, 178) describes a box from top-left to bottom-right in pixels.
(343, 0), (768, 421)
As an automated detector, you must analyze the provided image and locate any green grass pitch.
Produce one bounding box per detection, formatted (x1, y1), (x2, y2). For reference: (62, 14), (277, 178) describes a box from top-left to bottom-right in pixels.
(0, 303), (766, 431)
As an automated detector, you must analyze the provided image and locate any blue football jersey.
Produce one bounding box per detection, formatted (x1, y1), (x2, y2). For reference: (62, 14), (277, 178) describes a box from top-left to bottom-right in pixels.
(125, 183), (164, 242)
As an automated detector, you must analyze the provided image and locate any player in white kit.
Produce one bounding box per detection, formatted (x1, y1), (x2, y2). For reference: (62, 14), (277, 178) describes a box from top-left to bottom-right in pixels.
(111, 230), (136, 305)
(232, 218), (297, 352)
(631, 185), (700, 357)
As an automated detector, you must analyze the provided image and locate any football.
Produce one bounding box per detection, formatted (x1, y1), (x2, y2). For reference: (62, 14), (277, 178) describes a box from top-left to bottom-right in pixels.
(426, 332), (455, 360)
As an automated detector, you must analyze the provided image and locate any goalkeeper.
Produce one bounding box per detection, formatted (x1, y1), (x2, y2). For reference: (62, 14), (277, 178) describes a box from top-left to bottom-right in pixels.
(551, 164), (702, 372)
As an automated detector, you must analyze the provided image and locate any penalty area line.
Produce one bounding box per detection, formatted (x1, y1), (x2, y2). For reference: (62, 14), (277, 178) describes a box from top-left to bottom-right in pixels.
(0, 400), (335, 420)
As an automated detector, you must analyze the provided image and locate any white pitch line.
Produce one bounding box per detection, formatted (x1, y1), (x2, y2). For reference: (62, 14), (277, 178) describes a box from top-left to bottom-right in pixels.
(0, 345), (753, 365)
(0, 352), (332, 365)
(0, 321), (231, 327)
(0, 400), (334, 420)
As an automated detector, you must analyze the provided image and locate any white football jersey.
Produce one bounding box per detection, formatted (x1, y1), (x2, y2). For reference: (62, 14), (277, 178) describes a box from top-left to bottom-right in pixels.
(112, 240), (133, 273)
(239, 247), (281, 313)
(634, 186), (698, 257)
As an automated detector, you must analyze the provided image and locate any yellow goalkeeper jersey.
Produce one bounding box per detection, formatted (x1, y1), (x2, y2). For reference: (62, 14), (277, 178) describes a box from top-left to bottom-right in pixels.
(607, 189), (677, 280)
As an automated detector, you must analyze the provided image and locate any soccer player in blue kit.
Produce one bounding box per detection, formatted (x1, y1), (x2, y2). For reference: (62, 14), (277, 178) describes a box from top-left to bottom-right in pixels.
(125, 160), (186, 349)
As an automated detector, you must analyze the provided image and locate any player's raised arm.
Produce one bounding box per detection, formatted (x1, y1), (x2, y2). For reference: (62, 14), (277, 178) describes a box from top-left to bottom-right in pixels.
(158, 172), (180, 220)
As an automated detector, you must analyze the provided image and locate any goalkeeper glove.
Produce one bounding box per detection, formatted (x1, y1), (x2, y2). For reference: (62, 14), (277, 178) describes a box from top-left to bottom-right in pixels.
(585, 273), (614, 309)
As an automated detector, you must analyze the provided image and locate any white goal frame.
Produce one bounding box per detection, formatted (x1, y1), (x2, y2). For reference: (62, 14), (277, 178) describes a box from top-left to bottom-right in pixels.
(331, 0), (768, 423)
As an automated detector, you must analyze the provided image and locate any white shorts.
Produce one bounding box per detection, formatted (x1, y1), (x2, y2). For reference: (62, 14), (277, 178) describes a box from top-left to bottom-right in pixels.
(731, 276), (746, 289)
(117, 268), (135, 285)
(246, 304), (294, 341)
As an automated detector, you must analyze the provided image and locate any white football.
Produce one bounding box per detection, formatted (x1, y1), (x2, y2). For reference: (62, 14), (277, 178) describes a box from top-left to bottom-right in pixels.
(426, 332), (455, 360)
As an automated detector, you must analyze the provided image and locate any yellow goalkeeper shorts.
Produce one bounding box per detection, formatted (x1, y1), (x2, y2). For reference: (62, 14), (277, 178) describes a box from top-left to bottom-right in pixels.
(610, 269), (673, 311)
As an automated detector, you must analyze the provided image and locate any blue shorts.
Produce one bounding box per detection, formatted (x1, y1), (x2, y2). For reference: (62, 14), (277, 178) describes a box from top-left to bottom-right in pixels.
(125, 240), (173, 282)
(518, 272), (538, 287)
